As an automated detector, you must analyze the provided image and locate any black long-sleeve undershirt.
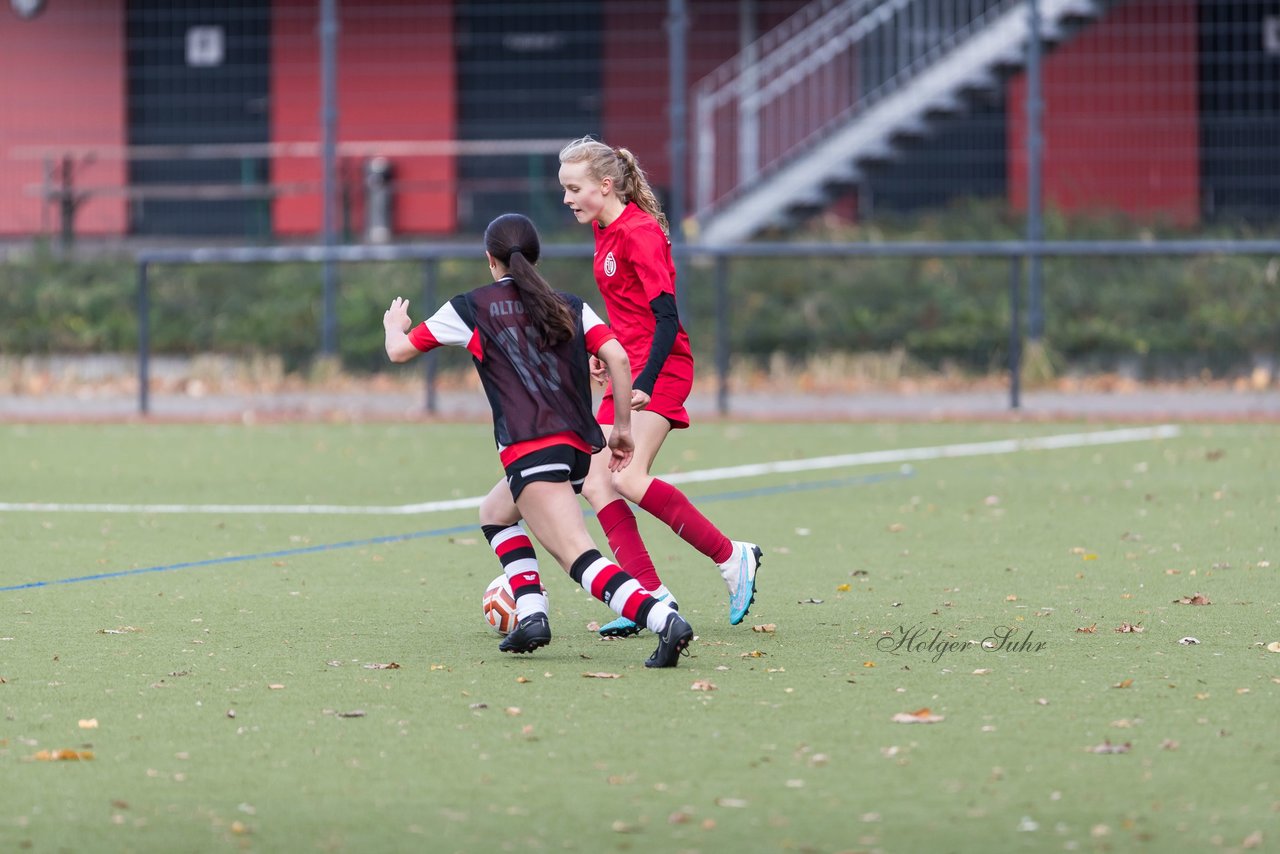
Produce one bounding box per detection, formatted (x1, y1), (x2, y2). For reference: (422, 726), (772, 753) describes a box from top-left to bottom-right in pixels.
(633, 292), (679, 396)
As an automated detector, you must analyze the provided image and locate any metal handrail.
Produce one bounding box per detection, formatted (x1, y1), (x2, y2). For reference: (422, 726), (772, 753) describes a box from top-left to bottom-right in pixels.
(693, 0), (1026, 218)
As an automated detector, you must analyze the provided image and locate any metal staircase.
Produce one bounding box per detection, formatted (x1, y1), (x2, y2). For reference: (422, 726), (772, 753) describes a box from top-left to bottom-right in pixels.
(691, 0), (1109, 244)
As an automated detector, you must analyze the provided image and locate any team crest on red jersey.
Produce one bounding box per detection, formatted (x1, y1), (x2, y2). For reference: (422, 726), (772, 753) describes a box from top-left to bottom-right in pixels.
(603, 251), (617, 277)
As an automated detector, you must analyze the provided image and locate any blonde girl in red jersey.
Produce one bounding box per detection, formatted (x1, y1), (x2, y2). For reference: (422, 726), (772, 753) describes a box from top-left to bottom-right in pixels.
(513, 136), (761, 637)
(477, 140), (760, 636)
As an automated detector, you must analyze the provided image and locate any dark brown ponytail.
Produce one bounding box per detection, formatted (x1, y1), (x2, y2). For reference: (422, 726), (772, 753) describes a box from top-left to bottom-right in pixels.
(484, 213), (576, 346)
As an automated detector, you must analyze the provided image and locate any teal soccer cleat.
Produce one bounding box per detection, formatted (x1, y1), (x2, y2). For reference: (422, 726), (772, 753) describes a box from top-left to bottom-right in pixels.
(720, 541), (762, 625)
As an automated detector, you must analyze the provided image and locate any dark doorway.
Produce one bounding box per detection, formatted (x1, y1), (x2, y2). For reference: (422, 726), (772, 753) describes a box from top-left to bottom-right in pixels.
(126, 0), (271, 237)
(1198, 0), (1280, 222)
(455, 0), (603, 233)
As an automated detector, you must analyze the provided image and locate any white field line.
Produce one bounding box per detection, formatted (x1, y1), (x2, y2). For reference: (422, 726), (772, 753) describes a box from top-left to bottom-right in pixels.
(0, 425), (1180, 516)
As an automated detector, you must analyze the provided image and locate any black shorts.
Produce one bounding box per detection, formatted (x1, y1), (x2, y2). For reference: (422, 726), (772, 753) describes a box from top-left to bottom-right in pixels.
(504, 445), (591, 502)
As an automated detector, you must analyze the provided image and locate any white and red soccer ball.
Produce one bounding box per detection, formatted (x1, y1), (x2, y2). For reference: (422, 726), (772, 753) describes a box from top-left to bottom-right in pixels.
(481, 574), (519, 635)
(482, 574), (549, 635)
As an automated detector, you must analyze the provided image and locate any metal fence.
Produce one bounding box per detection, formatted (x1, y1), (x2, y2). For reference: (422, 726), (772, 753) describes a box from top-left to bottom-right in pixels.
(3, 0), (1278, 244)
(4, 0), (1280, 417)
(133, 237), (1280, 416)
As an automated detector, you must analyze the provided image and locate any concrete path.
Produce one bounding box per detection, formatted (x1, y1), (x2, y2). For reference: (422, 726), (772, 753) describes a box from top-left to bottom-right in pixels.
(3, 386), (1278, 422)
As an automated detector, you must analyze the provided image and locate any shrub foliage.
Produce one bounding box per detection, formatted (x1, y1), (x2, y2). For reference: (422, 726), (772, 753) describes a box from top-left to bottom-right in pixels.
(2, 205), (1275, 378)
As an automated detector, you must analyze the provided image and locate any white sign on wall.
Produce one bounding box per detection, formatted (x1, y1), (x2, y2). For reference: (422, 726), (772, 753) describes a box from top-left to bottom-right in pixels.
(187, 26), (225, 68)
(1264, 16), (1280, 57)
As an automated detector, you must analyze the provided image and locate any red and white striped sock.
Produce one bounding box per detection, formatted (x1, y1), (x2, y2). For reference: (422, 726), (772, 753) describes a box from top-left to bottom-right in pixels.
(569, 549), (675, 633)
(482, 524), (547, 620)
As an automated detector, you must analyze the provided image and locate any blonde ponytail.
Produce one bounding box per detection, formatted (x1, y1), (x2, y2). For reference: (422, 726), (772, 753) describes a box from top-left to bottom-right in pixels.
(614, 147), (670, 236)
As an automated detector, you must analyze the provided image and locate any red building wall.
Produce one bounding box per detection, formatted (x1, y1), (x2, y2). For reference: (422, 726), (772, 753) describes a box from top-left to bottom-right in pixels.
(271, 0), (457, 236)
(0, 0), (127, 236)
(602, 1), (808, 209)
(1008, 0), (1200, 225)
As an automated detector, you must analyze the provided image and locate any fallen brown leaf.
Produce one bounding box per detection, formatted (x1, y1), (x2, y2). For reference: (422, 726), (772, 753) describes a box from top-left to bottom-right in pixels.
(1173, 593), (1211, 605)
(892, 708), (944, 724)
(1113, 678), (1134, 689)
(690, 680), (717, 692)
(30, 749), (95, 761)
(362, 662), (401, 670)
(583, 672), (621, 679)
(1264, 641), (1280, 653)
(1089, 740), (1131, 754)
(751, 624), (777, 633)
(1115, 622), (1144, 633)
(1076, 623), (1098, 633)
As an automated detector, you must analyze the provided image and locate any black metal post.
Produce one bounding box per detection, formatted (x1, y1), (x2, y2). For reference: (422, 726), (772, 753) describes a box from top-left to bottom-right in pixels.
(320, 0), (340, 355)
(59, 155), (76, 252)
(667, 0), (690, 322)
(137, 261), (151, 416)
(1008, 256), (1023, 410)
(422, 259), (438, 414)
(715, 255), (730, 415)
(1026, 0), (1044, 340)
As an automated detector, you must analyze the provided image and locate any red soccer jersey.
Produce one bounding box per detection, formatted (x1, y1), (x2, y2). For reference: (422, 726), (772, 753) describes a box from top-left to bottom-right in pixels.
(592, 202), (694, 375)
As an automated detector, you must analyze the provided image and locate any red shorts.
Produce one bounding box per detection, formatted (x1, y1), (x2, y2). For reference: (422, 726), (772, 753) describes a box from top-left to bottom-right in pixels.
(597, 353), (693, 430)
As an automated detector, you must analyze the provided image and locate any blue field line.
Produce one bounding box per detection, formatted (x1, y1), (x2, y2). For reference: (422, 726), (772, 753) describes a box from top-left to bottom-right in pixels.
(0, 468), (910, 593)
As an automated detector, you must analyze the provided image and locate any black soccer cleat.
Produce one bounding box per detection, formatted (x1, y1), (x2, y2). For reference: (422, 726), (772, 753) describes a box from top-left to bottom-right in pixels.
(597, 596), (677, 639)
(644, 612), (694, 668)
(499, 613), (551, 654)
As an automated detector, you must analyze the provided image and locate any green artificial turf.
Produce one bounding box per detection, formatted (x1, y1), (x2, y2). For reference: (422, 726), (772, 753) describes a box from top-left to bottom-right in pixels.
(0, 422), (1276, 853)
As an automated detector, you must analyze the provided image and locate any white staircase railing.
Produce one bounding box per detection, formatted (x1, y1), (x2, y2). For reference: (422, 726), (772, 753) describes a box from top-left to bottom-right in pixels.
(692, 0), (1103, 244)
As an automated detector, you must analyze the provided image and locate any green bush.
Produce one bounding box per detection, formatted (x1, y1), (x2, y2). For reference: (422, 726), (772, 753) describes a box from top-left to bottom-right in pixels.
(1, 206), (1275, 378)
